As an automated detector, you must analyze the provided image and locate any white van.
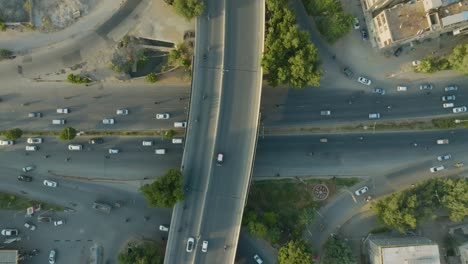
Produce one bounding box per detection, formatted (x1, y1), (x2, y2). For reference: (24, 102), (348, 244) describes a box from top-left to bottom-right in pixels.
(52, 119), (65, 125)
(142, 140), (153, 146)
(443, 103), (454, 108)
(25, 146), (38, 151)
(56, 108), (69, 114)
(397, 86), (407, 91)
(68, 144), (83, 151)
(174, 122), (187, 128)
(172, 138), (183, 144)
(155, 149), (166, 154)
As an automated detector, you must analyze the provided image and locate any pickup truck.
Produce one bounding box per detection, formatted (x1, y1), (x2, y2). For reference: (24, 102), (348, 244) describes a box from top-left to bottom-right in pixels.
(92, 202), (112, 214)
(436, 139), (449, 144)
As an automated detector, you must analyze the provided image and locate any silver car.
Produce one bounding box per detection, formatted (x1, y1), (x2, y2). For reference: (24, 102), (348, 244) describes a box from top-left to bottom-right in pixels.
(430, 165), (445, 172)
(437, 154), (451, 161)
(419, 84), (433, 90)
(373, 88), (386, 95)
(357, 77), (371, 86)
(369, 113), (380, 119)
(453, 106), (467, 113)
(442, 95), (456, 101)
(102, 118), (115, 125)
(444, 85), (458, 92)
(116, 109), (128, 115)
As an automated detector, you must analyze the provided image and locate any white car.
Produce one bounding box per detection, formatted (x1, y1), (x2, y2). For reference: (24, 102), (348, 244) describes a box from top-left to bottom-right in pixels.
(109, 148), (119, 154)
(444, 85), (458, 92)
(397, 86), (407, 91)
(437, 154), (451, 161)
(253, 254), (264, 264)
(1, 229), (18, 236)
(357, 77), (371, 86)
(25, 146), (38, 151)
(412, 60), (421, 66)
(369, 113), (380, 119)
(102, 118), (115, 125)
(68, 144), (82, 151)
(116, 109), (128, 115)
(443, 103), (454, 108)
(43, 180), (58, 187)
(56, 108), (69, 114)
(186, 237), (195, 253)
(49, 250), (56, 264)
(202, 240), (208, 253)
(156, 113), (170, 119)
(142, 140), (153, 146)
(22, 165), (35, 172)
(453, 106), (467, 113)
(0, 140), (14, 146)
(172, 138), (183, 144)
(155, 149), (166, 155)
(27, 137), (43, 144)
(320, 110), (331, 116)
(353, 17), (360, 29)
(24, 222), (36, 231)
(442, 95), (456, 101)
(373, 88), (386, 95)
(355, 186), (369, 196)
(53, 220), (65, 226)
(430, 165), (445, 172)
(216, 153), (224, 165)
(159, 225), (169, 232)
(419, 84), (433, 90)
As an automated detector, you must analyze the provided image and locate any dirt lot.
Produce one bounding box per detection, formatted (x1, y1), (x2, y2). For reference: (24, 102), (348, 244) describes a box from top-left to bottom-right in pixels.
(0, 0), (30, 22)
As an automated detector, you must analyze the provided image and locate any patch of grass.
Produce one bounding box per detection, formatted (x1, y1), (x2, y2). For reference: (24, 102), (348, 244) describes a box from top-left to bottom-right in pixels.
(0, 192), (64, 211)
(67, 73), (91, 84)
(335, 177), (360, 187)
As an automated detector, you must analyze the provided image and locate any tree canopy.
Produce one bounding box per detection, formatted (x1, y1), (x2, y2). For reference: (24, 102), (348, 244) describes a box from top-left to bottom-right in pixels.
(140, 169), (184, 208)
(4, 128), (23, 140)
(375, 178), (468, 232)
(173, 0), (205, 20)
(448, 44), (468, 75)
(262, 0), (321, 88)
(277, 240), (313, 264)
(58, 127), (77, 141)
(322, 236), (356, 264)
(118, 242), (163, 264)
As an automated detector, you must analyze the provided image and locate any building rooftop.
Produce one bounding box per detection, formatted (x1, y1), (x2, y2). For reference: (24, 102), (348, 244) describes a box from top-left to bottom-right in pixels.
(381, 244), (441, 264)
(385, 0), (430, 41)
(0, 250), (17, 264)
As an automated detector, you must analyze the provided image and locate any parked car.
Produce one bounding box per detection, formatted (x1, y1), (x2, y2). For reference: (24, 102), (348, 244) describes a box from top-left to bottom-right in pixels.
(360, 28), (369, 40)
(43, 180), (58, 188)
(355, 186), (369, 196)
(369, 113), (381, 119)
(27, 137), (43, 144)
(49, 249), (56, 264)
(202, 240), (208, 253)
(109, 148), (119, 154)
(437, 154), (451, 161)
(186, 237), (195, 253)
(116, 109), (128, 115)
(397, 85), (408, 91)
(419, 84), (433, 90)
(102, 118), (115, 125)
(18, 175), (32, 182)
(56, 108), (69, 114)
(393, 47), (403, 57)
(28, 112), (42, 118)
(24, 222), (36, 231)
(357, 77), (372, 85)
(373, 88), (386, 95)
(1, 229), (18, 236)
(320, 110), (331, 116)
(88, 138), (104, 144)
(0, 140), (14, 146)
(22, 165), (35, 172)
(342, 67), (354, 77)
(53, 220), (65, 226)
(430, 165), (445, 172)
(159, 225), (169, 232)
(444, 85), (458, 92)
(253, 254), (264, 264)
(68, 144), (82, 151)
(353, 17), (360, 29)
(453, 106), (467, 113)
(442, 95), (456, 101)
(156, 113), (170, 119)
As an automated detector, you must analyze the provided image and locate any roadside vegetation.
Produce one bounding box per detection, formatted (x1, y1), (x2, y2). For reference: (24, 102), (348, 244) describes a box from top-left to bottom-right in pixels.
(165, 43), (193, 72)
(415, 44), (468, 75)
(0, 192), (63, 211)
(58, 127), (77, 141)
(118, 240), (164, 264)
(262, 0), (322, 88)
(322, 236), (356, 264)
(374, 177), (468, 233)
(67, 73), (91, 84)
(146, 72), (158, 83)
(0, 17), (5, 31)
(301, 0), (354, 43)
(140, 169), (184, 208)
(163, 129), (176, 139)
(278, 240), (314, 264)
(4, 128), (23, 140)
(163, 0), (205, 20)
(0, 49), (13, 60)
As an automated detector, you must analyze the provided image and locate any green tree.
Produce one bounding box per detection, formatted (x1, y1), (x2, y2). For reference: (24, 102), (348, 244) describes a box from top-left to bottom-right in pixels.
(173, 0), (205, 20)
(146, 73), (158, 83)
(277, 240), (313, 264)
(0, 49), (13, 60)
(4, 128), (23, 140)
(374, 192), (418, 233)
(163, 129), (176, 139)
(118, 242), (163, 264)
(58, 127), (77, 141)
(322, 236), (356, 264)
(448, 44), (468, 75)
(439, 178), (468, 222)
(140, 169), (184, 208)
(67, 73), (91, 84)
(0, 17), (5, 31)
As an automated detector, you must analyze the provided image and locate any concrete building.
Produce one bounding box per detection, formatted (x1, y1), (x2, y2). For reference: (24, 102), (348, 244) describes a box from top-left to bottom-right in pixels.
(0, 250), (18, 264)
(368, 236), (441, 264)
(369, 0), (468, 48)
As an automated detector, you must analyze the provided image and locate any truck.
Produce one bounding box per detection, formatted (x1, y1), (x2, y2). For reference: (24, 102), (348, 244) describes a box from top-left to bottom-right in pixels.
(92, 202), (112, 214)
(436, 139), (449, 144)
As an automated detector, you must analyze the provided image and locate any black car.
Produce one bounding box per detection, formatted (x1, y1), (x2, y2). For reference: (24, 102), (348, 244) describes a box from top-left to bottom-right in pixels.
(342, 67), (354, 77)
(393, 47), (403, 57)
(360, 28), (368, 40)
(89, 138), (104, 144)
(18, 175), (33, 182)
